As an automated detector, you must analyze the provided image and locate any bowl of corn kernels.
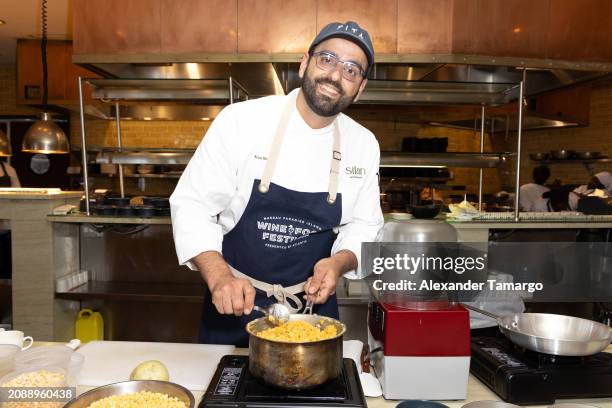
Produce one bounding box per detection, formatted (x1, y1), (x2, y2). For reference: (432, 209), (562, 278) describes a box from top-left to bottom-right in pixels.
(62, 380), (195, 408)
(0, 367), (67, 408)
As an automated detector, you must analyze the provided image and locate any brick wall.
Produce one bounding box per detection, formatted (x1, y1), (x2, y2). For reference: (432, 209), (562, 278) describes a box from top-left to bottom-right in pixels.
(70, 115), (210, 149)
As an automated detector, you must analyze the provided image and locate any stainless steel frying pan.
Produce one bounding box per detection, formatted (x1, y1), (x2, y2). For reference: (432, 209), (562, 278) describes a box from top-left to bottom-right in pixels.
(463, 304), (612, 356)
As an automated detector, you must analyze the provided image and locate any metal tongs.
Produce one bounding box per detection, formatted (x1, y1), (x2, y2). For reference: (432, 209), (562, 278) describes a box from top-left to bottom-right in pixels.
(303, 289), (320, 315)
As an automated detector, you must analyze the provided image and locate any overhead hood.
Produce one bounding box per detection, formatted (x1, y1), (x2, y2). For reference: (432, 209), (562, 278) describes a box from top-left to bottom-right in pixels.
(70, 60), (609, 126)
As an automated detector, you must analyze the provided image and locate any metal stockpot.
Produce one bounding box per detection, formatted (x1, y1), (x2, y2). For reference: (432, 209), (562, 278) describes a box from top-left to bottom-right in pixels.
(246, 314), (346, 389)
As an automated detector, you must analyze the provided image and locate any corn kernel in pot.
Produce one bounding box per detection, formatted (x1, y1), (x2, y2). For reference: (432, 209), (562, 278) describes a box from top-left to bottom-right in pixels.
(255, 320), (337, 342)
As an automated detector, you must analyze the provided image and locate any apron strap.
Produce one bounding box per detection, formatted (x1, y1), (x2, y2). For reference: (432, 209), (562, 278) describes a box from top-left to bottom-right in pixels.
(327, 125), (341, 204)
(258, 92), (296, 194)
(228, 265), (306, 313)
(259, 91), (342, 205)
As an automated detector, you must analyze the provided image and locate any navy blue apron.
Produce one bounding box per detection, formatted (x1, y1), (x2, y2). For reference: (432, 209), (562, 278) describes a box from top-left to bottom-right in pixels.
(199, 92), (343, 346)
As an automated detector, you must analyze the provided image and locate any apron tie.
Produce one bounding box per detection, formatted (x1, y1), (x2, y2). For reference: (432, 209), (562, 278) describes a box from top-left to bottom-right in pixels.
(229, 265), (306, 314)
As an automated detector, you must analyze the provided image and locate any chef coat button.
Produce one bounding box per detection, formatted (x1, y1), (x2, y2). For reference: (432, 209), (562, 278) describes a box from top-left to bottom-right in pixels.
(259, 184), (269, 194)
(327, 196), (336, 204)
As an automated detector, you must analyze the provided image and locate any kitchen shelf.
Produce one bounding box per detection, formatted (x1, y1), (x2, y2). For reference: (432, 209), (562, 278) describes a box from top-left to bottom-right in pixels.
(55, 281), (205, 303)
(90, 173), (182, 179)
(48, 214), (171, 225)
(88, 78), (247, 103)
(96, 151), (192, 165)
(380, 152), (514, 168)
(530, 157), (611, 174)
(531, 158), (610, 164)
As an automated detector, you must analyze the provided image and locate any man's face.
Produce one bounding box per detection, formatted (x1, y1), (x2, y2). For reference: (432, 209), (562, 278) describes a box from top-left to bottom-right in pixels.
(299, 38), (369, 117)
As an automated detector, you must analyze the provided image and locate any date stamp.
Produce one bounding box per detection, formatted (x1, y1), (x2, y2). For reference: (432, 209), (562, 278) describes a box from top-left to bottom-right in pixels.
(0, 387), (76, 403)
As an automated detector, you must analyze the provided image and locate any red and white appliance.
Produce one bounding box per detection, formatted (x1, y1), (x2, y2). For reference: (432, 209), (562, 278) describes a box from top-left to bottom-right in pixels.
(368, 300), (471, 400)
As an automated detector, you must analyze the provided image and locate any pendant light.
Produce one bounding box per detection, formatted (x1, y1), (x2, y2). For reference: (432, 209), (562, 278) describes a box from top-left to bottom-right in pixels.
(0, 129), (10, 157)
(22, 0), (69, 154)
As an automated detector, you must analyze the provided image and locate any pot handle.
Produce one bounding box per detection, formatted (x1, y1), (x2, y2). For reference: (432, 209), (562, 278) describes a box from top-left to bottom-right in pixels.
(461, 302), (501, 320)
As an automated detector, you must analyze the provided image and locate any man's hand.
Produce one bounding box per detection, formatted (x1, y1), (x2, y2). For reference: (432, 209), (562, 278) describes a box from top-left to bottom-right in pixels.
(304, 250), (358, 304)
(209, 275), (256, 316)
(192, 251), (256, 316)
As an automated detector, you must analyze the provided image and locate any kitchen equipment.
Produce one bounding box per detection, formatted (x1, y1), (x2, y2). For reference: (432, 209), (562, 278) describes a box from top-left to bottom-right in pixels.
(252, 303), (290, 325)
(470, 335), (612, 404)
(132, 205), (155, 217)
(137, 164), (155, 174)
(92, 205), (117, 216)
(12, 342), (83, 386)
(105, 197), (130, 206)
(199, 355), (366, 408)
(246, 314), (346, 389)
(154, 207), (171, 217)
(406, 203), (441, 219)
(529, 152), (549, 161)
(77, 341), (234, 391)
(0, 367), (67, 388)
(117, 206), (135, 217)
(0, 330), (33, 350)
(550, 150), (575, 160)
(368, 301), (471, 400)
(64, 380), (195, 408)
(75, 309), (104, 343)
(369, 219), (470, 400)
(575, 151), (601, 159)
(463, 304), (612, 356)
(143, 197), (170, 208)
(14, 344), (74, 371)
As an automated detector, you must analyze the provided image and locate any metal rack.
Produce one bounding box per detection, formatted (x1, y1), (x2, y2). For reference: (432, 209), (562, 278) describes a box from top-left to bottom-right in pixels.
(366, 76), (526, 220)
(77, 77), (248, 214)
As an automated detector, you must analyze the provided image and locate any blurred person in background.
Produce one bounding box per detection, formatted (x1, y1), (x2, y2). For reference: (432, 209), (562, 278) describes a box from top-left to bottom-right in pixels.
(0, 158), (20, 187)
(519, 165), (550, 211)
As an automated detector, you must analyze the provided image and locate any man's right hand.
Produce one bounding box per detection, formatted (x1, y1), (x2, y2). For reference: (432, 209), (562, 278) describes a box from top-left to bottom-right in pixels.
(192, 250), (256, 316)
(209, 275), (256, 316)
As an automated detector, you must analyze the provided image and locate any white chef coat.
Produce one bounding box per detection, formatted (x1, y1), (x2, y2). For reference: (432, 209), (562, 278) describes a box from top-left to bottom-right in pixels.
(170, 89), (384, 278)
(595, 171), (612, 194)
(519, 183), (550, 212)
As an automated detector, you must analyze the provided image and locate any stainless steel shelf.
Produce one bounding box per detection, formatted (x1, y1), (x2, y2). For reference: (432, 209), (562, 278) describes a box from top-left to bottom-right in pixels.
(360, 80), (519, 106)
(87, 78), (247, 102)
(90, 173), (182, 179)
(96, 151), (193, 165)
(531, 158), (611, 164)
(380, 152), (514, 168)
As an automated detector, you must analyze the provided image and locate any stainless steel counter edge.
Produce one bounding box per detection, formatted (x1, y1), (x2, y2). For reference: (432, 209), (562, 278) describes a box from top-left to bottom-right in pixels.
(0, 191), (83, 200)
(47, 214), (172, 224)
(48, 214), (612, 229)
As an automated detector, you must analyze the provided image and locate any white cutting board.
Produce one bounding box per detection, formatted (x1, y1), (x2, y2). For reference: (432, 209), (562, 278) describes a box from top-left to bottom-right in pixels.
(77, 341), (235, 391)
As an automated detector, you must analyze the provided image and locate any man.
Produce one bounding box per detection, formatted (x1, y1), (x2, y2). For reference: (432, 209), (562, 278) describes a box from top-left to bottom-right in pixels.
(0, 159), (21, 187)
(519, 165), (550, 211)
(569, 171), (611, 210)
(170, 21), (384, 346)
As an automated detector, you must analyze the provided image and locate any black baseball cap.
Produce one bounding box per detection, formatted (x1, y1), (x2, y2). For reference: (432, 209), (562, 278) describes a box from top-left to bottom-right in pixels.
(308, 21), (375, 77)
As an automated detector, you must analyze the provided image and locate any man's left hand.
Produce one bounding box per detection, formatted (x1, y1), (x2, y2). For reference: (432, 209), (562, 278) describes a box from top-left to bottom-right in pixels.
(304, 250), (358, 304)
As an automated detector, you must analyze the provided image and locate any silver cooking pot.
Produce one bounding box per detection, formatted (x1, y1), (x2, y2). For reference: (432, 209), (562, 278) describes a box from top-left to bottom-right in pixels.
(246, 314), (346, 389)
(464, 304), (612, 356)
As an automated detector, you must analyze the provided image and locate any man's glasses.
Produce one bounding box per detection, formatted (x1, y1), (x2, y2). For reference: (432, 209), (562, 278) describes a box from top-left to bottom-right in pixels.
(311, 51), (366, 82)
